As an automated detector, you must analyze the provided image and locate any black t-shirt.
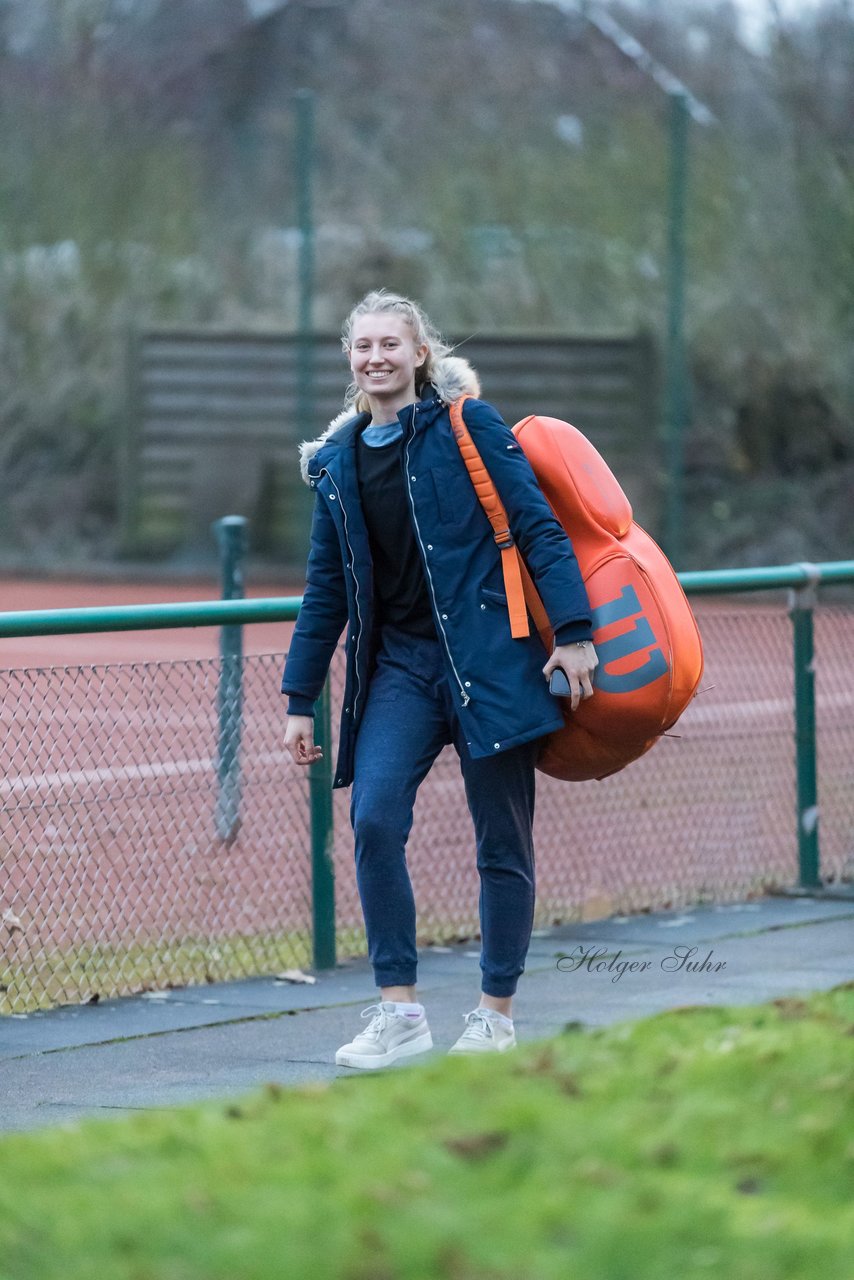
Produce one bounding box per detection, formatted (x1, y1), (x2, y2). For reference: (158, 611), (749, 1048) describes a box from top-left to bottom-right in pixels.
(356, 424), (436, 639)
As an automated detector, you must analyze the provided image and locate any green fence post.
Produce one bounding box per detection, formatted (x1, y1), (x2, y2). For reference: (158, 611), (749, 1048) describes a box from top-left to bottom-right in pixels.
(309, 677), (336, 969)
(790, 568), (820, 889)
(663, 90), (689, 568)
(213, 516), (249, 843)
(294, 87), (315, 341)
(292, 87), (316, 563)
(294, 86), (315, 435)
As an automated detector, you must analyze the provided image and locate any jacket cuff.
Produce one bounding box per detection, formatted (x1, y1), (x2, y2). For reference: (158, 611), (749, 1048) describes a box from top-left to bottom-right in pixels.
(554, 620), (595, 646)
(285, 694), (316, 718)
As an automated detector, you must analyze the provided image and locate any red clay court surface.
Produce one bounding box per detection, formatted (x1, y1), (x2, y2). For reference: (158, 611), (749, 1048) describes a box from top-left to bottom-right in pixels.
(1, 576), (851, 1013)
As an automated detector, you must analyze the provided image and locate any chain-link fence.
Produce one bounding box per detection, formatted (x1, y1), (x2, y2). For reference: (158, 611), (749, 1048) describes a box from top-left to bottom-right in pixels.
(1, 598), (853, 1015)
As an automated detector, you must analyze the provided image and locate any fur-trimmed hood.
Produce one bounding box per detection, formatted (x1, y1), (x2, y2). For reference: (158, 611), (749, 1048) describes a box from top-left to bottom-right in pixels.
(297, 355), (481, 485)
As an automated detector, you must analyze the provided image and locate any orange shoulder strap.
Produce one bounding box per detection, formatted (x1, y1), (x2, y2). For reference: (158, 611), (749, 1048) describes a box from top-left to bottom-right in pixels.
(449, 396), (551, 643)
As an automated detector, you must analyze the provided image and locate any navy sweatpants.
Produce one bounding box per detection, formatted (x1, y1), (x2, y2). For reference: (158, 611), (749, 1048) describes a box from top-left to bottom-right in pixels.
(349, 625), (540, 998)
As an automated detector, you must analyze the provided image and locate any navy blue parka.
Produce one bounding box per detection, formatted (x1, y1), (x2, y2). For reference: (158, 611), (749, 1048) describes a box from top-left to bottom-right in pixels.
(281, 377), (593, 789)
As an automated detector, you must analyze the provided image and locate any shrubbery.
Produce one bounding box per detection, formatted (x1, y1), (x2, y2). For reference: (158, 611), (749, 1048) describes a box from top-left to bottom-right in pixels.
(1, 0), (851, 569)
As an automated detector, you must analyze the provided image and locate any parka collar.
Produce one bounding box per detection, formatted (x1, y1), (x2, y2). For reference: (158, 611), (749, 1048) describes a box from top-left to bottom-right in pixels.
(299, 354), (481, 484)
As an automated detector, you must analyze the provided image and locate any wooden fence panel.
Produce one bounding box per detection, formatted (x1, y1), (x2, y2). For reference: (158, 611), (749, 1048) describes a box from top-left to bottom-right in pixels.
(122, 330), (657, 566)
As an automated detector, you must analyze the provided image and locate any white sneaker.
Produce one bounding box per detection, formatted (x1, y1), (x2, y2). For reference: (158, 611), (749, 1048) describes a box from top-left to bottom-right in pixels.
(335, 1002), (433, 1070)
(449, 1008), (517, 1055)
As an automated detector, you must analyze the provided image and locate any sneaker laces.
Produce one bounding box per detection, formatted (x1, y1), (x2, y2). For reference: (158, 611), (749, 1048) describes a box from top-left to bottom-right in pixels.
(357, 1003), (394, 1041)
(460, 1009), (497, 1042)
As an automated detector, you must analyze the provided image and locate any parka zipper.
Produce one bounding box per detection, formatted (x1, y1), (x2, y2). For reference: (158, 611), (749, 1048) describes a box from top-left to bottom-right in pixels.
(403, 408), (471, 708)
(321, 469), (365, 721)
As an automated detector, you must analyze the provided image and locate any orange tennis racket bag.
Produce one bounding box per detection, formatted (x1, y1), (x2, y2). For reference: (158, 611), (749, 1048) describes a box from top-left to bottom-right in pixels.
(450, 399), (704, 782)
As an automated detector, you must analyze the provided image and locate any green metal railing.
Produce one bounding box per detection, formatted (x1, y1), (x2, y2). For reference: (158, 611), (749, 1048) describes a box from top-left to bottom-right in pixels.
(1, 558), (852, 1007)
(6, 560), (849, 636)
(676, 555), (850, 896)
(0, 595), (304, 636)
(680, 561), (853, 895)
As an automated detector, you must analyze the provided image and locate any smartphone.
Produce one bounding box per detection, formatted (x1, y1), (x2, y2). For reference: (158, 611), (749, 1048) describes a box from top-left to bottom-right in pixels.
(549, 668), (572, 697)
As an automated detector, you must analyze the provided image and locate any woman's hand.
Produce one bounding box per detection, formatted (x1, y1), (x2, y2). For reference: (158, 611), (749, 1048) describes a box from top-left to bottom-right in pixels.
(543, 642), (598, 712)
(284, 715), (323, 766)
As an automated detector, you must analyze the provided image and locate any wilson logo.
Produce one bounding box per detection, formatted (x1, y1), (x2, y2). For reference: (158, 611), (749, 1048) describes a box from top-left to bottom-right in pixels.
(592, 584), (669, 693)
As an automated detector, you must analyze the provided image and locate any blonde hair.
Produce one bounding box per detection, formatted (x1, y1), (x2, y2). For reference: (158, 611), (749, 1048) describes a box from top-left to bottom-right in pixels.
(342, 289), (453, 413)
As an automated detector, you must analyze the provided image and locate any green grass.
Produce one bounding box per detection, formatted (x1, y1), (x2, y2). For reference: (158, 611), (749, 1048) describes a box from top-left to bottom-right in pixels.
(1, 986), (853, 1279)
(1, 931), (308, 1015)
(1, 925), (366, 1015)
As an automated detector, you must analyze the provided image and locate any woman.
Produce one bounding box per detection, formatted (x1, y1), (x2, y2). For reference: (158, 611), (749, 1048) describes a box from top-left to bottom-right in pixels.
(282, 290), (597, 1068)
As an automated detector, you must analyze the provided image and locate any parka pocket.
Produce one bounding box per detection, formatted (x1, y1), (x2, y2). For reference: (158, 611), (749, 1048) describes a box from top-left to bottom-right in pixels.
(429, 467), (476, 527)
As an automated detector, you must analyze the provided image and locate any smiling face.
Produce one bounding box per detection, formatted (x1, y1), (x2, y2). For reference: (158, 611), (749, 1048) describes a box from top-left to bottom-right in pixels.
(347, 312), (428, 421)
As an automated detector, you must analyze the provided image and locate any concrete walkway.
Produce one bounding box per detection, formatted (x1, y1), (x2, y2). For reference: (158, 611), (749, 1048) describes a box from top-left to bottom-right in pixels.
(1, 895), (852, 1134)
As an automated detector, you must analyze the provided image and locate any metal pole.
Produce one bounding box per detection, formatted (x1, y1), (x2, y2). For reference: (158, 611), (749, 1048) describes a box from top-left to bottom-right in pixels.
(295, 86), (315, 414)
(293, 88), (316, 559)
(294, 88), (315, 340)
(309, 677), (336, 969)
(663, 90), (689, 568)
(789, 575), (820, 889)
(213, 516), (249, 843)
